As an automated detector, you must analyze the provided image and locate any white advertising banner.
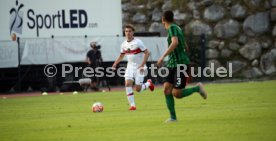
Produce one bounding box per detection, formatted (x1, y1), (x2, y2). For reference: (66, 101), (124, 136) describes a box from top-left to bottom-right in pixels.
(0, 41), (18, 68)
(0, 0), (122, 40)
(20, 37), (167, 65)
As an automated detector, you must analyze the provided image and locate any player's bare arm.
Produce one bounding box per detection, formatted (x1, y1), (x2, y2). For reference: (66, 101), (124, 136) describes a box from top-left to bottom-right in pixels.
(112, 53), (125, 70)
(138, 49), (150, 71)
(157, 36), (178, 67)
(86, 57), (91, 64)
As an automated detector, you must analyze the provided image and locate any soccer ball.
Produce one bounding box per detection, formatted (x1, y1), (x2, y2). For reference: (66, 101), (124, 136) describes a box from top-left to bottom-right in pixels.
(92, 102), (104, 113)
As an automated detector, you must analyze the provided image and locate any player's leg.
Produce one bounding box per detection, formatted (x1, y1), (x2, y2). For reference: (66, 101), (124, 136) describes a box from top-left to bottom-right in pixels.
(134, 75), (154, 92)
(172, 83), (207, 99)
(171, 66), (207, 99)
(134, 69), (143, 92)
(125, 78), (136, 110)
(124, 67), (136, 110)
(164, 82), (177, 122)
(163, 68), (177, 122)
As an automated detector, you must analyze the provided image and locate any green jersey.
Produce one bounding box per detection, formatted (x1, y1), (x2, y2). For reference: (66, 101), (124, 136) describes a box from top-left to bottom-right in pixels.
(166, 24), (190, 68)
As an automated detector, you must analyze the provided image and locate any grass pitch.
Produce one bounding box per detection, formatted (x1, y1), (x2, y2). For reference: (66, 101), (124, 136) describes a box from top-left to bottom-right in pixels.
(0, 80), (276, 141)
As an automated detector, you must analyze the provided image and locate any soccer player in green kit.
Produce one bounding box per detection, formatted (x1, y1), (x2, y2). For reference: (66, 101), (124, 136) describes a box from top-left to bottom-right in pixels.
(157, 10), (207, 123)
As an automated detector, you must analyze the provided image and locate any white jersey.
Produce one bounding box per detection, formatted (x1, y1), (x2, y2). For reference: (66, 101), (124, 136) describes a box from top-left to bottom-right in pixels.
(120, 38), (147, 68)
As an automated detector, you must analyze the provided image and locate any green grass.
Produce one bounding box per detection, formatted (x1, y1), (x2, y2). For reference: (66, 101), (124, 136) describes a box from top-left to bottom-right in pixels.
(1, 80), (276, 141)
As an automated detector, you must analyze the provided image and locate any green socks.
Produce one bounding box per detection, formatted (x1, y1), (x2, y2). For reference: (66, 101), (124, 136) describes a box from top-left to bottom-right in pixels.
(181, 86), (200, 98)
(165, 86), (200, 119)
(165, 94), (176, 120)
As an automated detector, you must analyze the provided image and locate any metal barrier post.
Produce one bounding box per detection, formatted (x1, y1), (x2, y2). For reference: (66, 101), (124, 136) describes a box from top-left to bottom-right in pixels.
(17, 37), (21, 92)
(200, 34), (206, 82)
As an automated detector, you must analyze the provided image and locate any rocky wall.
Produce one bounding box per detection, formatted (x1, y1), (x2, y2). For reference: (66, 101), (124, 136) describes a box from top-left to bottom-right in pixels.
(122, 0), (276, 78)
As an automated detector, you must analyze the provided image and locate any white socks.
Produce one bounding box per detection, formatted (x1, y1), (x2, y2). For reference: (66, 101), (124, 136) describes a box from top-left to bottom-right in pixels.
(140, 82), (150, 92)
(125, 82), (151, 106)
(126, 87), (135, 106)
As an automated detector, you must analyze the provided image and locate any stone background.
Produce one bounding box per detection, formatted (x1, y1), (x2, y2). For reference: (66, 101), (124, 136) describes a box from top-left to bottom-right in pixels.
(122, 0), (276, 78)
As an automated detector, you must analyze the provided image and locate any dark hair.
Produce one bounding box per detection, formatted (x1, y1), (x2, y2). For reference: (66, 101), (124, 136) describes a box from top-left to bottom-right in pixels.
(124, 24), (135, 32)
(163, 10), (174, 23)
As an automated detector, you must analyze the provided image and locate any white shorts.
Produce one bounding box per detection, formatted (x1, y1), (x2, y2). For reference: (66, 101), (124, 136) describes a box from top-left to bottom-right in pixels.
(124, 65), (146, 85)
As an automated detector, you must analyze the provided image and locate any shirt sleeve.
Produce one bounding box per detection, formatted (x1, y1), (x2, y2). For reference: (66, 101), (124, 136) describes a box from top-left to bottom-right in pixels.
(168, 26), (178, 37)
(137, 39), (147, 51)
(86, 50), (90, 58)
(120, 43), (125, 54)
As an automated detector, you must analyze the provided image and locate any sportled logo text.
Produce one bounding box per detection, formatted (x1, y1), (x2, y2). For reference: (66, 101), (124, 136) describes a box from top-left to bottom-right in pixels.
(9, 0), (89, 37)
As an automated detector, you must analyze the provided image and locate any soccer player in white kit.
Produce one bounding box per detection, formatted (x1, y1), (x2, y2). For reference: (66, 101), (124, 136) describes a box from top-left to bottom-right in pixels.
(112, 24), (155, 110)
